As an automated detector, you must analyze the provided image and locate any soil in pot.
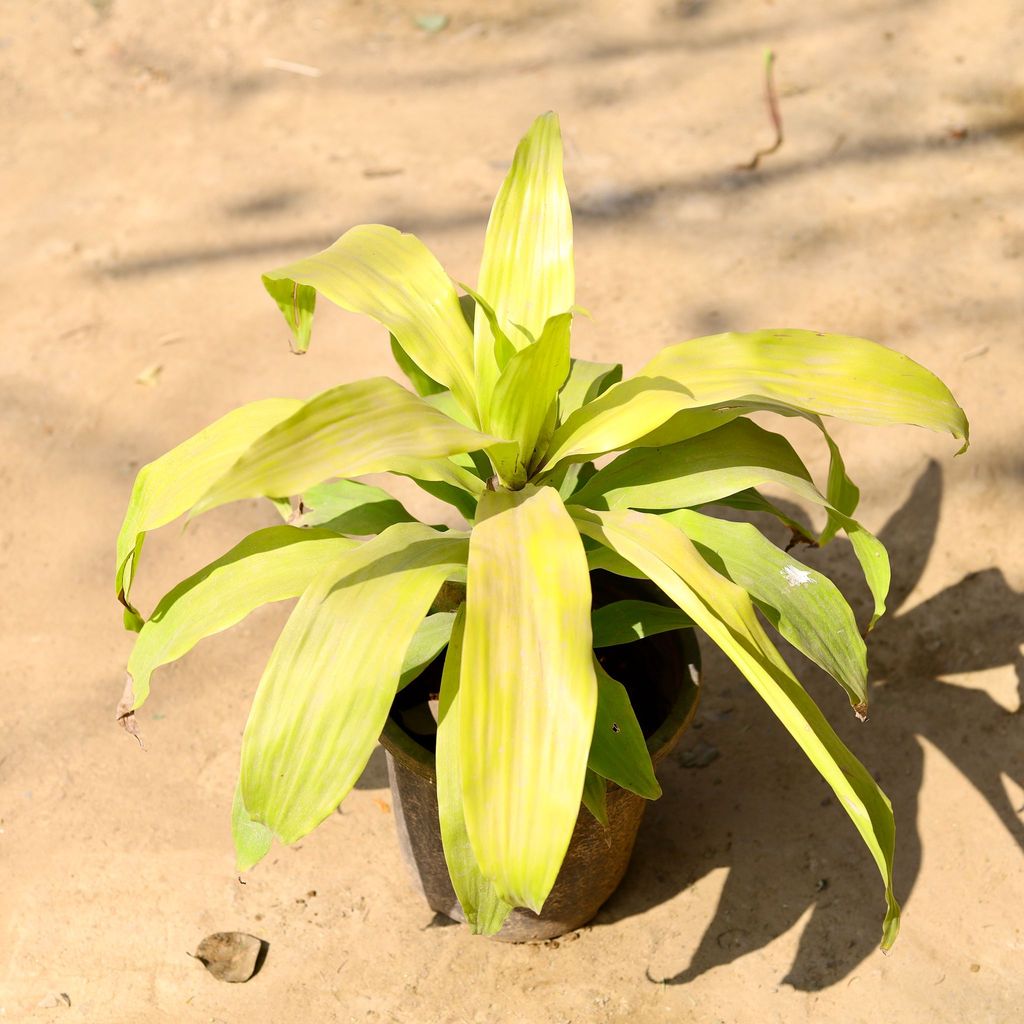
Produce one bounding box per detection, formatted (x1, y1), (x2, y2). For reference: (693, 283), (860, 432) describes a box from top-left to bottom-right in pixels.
(379, 571), (701, 942)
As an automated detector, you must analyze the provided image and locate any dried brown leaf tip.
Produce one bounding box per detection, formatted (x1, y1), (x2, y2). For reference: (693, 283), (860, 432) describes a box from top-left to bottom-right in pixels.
(193, 932), (267, 983)
(116, 676), (144, 747)
(854, 702), (869, 723)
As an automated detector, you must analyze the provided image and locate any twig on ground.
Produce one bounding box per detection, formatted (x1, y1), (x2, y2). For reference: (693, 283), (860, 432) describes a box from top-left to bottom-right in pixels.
(738, 49), (783, 171)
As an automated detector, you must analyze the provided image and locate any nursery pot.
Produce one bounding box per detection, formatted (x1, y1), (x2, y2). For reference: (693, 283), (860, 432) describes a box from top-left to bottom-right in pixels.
(378, 574), (701, 942)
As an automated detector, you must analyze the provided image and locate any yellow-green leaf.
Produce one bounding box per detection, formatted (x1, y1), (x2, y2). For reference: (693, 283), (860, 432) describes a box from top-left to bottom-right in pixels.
(239, 524), (468, 849)
(263, 224), (477, 421)
(542, 377), (737, 474)
(572, 418), (892, 630)
(488, 313), (572, 484)
(571, 506), (900, 950)
(574, 419), (816, 511)
(642, 329), (969, 451)
(192, 378), (508, 517)
(115, 398), (302, 628)
(461, 486), (597, 911)
(474, 113), (574, 412)
(436, 607), (513, 934)
(127, 525), (356, 709)
(664, 509), (868, 712)
(295, 478), (417, 535)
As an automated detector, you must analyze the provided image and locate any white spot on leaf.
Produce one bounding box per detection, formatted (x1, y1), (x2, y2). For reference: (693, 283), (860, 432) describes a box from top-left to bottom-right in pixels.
(781, 565), (815, 588)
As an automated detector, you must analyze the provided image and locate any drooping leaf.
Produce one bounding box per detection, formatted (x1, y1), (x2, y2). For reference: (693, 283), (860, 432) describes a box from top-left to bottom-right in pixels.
(473, 113), (574, 413)
(295, 478), (417, 535)
(641, 329), (969, 451)
(712, 487), (818, 545)
(574, 419), (817, 512)
(664, 509), (868, 713)
(572, 419), (892, 629)
(488, 313), (573, 485)
(591, 600), (693, 647)
(127, 525), (356, 708)
(262, 224), (477, 420)
(588, 658), (661, 799)
(816, 417), (861, 546)
(436, 607), (513, 934)
(115, 398), (301, 628)
(398, 611), (457, 689)
(460, 486), (597, 911)
(582, 769), (609, 826)
(571, 507), (900, 950)
(192, 378), (510, 517)
(239, 524), (468, 849)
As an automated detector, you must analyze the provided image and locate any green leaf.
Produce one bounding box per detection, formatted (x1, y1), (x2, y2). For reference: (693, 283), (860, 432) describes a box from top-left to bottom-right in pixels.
(582, 769), (608, 826)
(436, 607), (514, 934)
(816, 418), (861, 546)
(572, 419), (892, 629)
(232, 781), (273, 873)
(489, 313), (572, 484)
(390, 334), (445, 398)
(461, 486), (597, 911)
(192, 378), (510, 517)
(262, 224), (477, 421)
(542, 376), (737, 474)
(571, 506), (900, 950)
(115, 398), (302, 629)
(711, 488), (817, 545)
(642, 329), (969, 451)
(401, 476), (479, 522)
(557, 358), (623, 423)
(127, 525), (356, 709)
(591, 600), (694, 648)
(239, 524), (468, 850)
(588, 658), (661, 799)
(474, 113), (574, 413)
(664, 509), (868, 713)
(295, 478), (417, 535)
(398, 611), (457, 690)
(574, 419), (817, 512)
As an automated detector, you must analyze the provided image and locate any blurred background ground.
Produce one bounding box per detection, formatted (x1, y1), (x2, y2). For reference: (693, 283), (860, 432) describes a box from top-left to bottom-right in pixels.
(1, 0), (1022, 1020)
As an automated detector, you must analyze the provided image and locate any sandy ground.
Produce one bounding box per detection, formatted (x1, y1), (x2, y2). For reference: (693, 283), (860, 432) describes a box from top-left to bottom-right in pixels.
(2, 0), (1022, 1020)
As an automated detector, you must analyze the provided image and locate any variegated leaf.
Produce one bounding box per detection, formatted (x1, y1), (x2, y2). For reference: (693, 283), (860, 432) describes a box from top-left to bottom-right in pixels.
(474, 113), (574, 412)
(192, 378), (509, 517)
(436, 607), (513, 934)
(571, 506), (900, 950)
(237, 524), (468, 849)
(263, 224), (477, 420)
(664, 509), (868, 712)
(115, 398), (301, 628)
(127, 525), (356, 708)
(461, 486), (597, 911)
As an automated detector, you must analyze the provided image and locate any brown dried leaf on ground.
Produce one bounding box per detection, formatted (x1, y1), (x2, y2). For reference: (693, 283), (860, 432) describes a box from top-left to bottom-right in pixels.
(193, 932), (266, 983)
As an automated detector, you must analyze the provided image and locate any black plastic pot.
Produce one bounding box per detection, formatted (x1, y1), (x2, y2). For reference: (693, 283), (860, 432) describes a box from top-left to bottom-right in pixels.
(379, 578), (701, 942)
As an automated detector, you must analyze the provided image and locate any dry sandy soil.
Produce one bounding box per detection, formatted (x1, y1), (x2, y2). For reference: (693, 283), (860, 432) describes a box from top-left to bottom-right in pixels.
(2, 0), (1022, 1021)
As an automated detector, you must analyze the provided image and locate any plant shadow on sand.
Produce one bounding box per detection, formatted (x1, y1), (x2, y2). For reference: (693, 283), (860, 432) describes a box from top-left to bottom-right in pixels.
(594, 459), (1023, 989)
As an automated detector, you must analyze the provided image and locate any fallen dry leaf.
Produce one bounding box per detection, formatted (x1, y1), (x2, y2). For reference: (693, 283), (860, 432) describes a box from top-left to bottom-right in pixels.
(193, 932), (266, 983)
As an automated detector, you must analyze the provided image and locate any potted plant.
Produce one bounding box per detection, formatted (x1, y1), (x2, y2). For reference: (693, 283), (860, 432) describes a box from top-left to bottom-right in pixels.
(115, 113), (968, 947)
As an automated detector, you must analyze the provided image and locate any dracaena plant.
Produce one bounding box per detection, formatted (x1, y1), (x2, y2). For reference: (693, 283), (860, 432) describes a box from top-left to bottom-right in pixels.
(116, 113), (968, 945)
